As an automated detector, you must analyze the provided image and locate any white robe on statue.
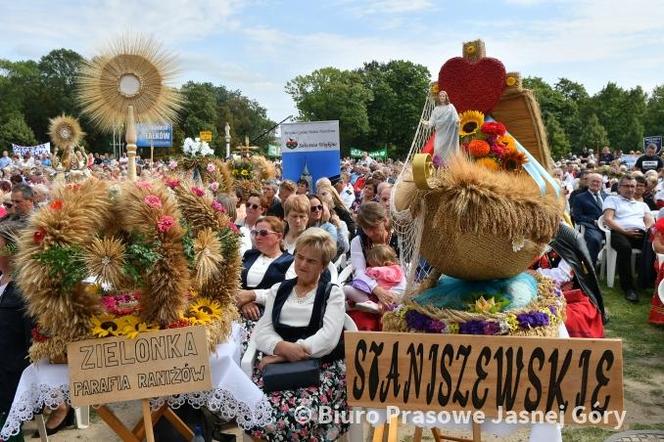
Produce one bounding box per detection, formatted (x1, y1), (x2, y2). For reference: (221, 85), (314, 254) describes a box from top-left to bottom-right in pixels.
(424, 103), (460, 165)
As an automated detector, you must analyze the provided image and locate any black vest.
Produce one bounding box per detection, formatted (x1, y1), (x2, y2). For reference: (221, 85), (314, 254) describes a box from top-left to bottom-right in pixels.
(241, 250), (294, 290)
(271, 278), (344, 363)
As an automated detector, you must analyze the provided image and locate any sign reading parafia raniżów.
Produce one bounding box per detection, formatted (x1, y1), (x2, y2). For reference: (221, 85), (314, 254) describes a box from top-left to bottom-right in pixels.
(67, 326), (211, 406)
(345, 332), (624, 428)
(280, 120), (340, 154)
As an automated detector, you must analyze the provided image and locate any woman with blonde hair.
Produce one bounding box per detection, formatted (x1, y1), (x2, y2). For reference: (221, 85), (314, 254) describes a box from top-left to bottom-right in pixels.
(282, 194), (310, 254)
(246, 228), (348, 440)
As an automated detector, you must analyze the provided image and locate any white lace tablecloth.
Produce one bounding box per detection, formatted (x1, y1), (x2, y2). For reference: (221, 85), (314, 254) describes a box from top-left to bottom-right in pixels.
(0, 324), (271, 440)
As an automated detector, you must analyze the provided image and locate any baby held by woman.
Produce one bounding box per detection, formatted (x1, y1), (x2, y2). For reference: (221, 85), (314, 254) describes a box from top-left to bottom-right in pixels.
(345, 244), (406, 313)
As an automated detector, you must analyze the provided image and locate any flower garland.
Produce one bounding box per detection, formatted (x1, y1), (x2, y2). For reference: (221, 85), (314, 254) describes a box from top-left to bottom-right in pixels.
(384, 277), (565, 337)
(457, 111), (528, 172)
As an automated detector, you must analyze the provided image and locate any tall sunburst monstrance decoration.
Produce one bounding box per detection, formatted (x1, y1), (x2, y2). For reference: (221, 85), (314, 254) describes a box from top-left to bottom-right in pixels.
(77, 35), (182, 180)
(48, 114), (85, 170)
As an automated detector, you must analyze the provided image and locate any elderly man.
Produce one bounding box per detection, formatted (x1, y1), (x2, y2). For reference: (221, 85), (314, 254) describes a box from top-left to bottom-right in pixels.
(603, 175), (654, 302)
(571, 173), (607, 265)
(262, 181), (283, 218)
(332, 173), (355, 209)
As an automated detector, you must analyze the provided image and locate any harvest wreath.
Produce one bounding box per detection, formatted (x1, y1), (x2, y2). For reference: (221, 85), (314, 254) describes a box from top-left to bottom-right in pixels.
(16, 177), (241, 363)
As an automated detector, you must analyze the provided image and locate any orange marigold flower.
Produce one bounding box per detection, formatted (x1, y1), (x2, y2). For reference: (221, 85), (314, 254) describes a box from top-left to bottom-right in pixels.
(497, 134), (517, 153)
(476, 157), (500, 171)
(467, 139), (491, 158)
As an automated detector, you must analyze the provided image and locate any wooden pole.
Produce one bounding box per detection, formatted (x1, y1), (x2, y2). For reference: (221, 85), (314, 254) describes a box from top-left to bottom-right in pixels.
(142, 400), (155, 442)
(126, 105), (137, 181)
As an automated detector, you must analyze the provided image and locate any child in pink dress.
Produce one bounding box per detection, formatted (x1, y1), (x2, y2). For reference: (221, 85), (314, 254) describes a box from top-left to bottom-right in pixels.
(345, 244), (406, 313)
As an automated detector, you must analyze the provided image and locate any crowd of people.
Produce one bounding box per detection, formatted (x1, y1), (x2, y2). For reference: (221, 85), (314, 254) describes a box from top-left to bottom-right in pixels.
(0, 144), (662, 441)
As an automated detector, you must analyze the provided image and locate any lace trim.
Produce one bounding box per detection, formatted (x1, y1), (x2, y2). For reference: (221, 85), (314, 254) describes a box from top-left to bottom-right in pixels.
(150, 389), (273, 429)
(0, 384), (272, 439)
(0, 383), (70, 440)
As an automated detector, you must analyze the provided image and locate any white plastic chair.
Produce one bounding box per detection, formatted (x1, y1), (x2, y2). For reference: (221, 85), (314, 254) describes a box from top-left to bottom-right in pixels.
(241, 314), (361, 442)
(334, 253), (347, 271)
(337, 263), (354, 285)
(597, 214), (641, 288)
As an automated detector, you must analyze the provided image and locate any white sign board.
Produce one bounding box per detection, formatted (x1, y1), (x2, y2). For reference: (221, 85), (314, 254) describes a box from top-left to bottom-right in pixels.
(280, 120), (340, 154)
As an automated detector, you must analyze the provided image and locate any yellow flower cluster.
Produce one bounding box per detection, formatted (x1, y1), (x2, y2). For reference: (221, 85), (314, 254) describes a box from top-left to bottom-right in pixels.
(90, 314), (158, 339)
(185, 298), (223, 326)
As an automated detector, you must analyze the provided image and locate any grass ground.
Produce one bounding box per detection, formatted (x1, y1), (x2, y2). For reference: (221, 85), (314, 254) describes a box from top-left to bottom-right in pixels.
(561, 283), (664, 441)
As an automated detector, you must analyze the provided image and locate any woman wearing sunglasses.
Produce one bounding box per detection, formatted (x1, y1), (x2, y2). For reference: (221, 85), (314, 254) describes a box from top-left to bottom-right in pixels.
(237, 192), (265, 232)
(236, 216), (294, 327)
(307, 196), (338, 247)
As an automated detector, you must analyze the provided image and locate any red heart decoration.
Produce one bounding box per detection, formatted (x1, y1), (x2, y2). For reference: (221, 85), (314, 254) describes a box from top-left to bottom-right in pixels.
(438, 57), (507, 114)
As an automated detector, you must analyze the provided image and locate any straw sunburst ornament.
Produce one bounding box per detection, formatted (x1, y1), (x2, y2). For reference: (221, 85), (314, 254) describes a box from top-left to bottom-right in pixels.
(78, 35), (182, 131)
(48, 114), (85, 149)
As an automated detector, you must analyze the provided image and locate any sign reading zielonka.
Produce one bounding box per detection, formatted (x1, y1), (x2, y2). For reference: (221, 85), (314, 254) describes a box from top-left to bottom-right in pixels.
(345, 332), (624, 427)
(67, 326), (212, 406)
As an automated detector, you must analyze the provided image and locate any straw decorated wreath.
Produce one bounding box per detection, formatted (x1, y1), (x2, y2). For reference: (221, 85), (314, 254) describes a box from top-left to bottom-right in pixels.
(16, 177), (241, 363)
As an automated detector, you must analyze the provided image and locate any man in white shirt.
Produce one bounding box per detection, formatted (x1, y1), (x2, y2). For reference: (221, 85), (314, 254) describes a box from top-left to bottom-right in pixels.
(603, 175), (654, 302)
(332, 173), (355, 209)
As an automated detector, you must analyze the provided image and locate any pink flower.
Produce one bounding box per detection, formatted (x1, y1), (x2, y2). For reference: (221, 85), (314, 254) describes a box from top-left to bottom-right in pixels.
(211, 200), (226, 213)
(144, 194), (162, 209)
(208, 181), (219, 192)
(136, 181), (152, 190)
(191, 187), (205, 197)
(206, 163), (216, 173)
(168, 160), (177, 170)
(228, 222), (239, 233)
(157, 215), (176, 233)
(165, 178), (180, 189)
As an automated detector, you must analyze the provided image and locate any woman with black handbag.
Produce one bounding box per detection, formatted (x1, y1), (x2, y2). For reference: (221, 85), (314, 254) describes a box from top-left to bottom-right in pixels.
(246, 228), (348, 441)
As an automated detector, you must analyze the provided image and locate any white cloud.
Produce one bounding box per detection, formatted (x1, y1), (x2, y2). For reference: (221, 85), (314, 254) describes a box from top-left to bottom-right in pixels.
(337, 0), (433, 16)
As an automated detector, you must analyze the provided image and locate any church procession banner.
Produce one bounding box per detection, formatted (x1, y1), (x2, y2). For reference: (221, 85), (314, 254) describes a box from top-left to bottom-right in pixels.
(12, 142), (51, 156)
(280, 120), (341, 189)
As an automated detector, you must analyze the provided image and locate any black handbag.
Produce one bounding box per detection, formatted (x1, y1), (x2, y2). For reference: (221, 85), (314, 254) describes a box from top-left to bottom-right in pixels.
(263, 358), (320, 392)
(261, 283), (335, 392)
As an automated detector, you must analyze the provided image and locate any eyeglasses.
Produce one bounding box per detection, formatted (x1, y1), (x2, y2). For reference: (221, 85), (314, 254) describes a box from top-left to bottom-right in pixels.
(310, 205), (323, 212)
(247, 203), (261, 210)
(250, 229), (277, 237)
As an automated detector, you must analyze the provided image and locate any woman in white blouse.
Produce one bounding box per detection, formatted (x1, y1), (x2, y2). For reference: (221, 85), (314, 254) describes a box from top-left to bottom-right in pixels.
(246, 228), (349, 441)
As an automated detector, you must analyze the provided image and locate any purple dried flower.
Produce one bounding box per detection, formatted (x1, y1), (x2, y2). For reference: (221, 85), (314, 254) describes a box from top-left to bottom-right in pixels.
(429, 319), (446, 333)
(482, 321), (501, 335)
(459, 320), (486, 335)
(405, 310), (430, 330)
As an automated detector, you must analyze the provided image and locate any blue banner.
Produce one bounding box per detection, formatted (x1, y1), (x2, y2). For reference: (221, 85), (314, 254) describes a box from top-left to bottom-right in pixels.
(136, 124), (172, 148)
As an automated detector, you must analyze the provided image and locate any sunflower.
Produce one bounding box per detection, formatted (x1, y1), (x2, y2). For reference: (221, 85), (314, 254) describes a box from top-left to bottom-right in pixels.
(188, 297), (222, 320)
(475, 157), (500, 171)
(459, 111), (484, 137)
(497, 134), (517, 153)
(90, 314), (123, 338)
(502, 150), (529, 171)
(119, 315), (157, 338)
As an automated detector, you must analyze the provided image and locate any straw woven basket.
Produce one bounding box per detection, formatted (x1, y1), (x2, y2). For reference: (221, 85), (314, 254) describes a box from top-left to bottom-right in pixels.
(411, 154), (563, 280)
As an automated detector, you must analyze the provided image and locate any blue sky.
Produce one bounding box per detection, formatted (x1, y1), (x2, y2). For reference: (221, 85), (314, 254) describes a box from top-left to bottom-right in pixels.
(1, 0), (664, 122)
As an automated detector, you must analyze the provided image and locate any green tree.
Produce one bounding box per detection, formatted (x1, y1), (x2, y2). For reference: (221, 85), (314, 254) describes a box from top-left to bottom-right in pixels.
(578, 114), (609, 150)
(590, 82), (647, 151)
(543, 113), (570, 158)
(0, 113), (37, 149)
(286, 67), (372, 153)
(358, 60), (431, 157)
(644, 84), (664, 138)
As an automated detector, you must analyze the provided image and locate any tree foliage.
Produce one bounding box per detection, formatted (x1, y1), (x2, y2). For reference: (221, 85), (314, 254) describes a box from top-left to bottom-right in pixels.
(0, 49), (276, 155)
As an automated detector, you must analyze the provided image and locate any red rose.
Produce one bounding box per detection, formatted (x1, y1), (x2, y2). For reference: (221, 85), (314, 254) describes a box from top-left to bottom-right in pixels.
(49, 199), (64, 211)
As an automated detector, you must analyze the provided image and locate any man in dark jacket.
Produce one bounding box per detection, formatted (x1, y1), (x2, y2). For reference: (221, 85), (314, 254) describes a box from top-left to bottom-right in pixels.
(571, 173), (608, 265)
